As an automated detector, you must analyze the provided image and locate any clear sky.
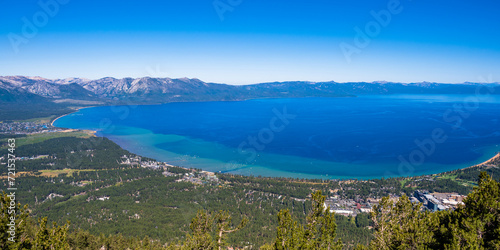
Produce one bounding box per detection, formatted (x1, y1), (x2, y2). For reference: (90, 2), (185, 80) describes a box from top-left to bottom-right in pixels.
(0, 0), (499, 85)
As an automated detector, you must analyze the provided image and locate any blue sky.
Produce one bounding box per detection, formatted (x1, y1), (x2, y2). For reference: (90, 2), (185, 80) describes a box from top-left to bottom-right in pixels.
(0, 0), (499, 85)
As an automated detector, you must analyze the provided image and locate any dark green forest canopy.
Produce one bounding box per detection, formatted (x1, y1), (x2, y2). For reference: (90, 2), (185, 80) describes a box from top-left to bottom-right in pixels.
(1, 173), (499, 249)
(0, 134), (499, 248)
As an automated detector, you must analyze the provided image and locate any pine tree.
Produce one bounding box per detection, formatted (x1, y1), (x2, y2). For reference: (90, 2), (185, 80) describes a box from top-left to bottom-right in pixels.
(265, 190), (343, 250)
(270, 209), (304, 249)
(0, 191), (32, 249)
(369, 195), (438, 249)
(183, 210), (216, 250)
(214, 210), (248, 250)
(369, 172), (500, 249)
(33, 217), (70, 249)
(180, 209), (247, 250)
(436, 171), (500, 249)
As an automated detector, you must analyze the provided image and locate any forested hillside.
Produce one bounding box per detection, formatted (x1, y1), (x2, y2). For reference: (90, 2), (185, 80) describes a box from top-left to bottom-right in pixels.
(1, 133), (499, 248)
(1, 135), (372, 248)
(1, 172), (499, 249)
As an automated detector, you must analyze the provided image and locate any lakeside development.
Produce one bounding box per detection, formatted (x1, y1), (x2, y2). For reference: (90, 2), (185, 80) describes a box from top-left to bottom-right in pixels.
(2, 115), (500, 248)
(3, 125), (500, 180)
(47, 111), (500, 182)
(1, 94), (500, 248)
(2, 0), (500, 244)
(1, 95), (497, 181)
(51, 96), (500, 180)
(3, 120), (500, 189)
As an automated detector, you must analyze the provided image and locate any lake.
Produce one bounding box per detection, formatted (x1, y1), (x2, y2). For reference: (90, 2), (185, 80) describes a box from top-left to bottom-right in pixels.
(53, 94), (500, 179)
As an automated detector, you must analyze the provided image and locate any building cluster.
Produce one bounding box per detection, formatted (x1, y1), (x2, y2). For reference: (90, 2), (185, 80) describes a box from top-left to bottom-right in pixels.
(120, 154), (219, 185)
(324, 189), (466, 217)
(121, 155), (170, 169)
(15, 155), (49, 161)
(120, 155), (172, 170)
(176, 171), (219, 185)
(413, 190), (465, 211)
(86, 195), (111, 202)
(0, 122), (61, 134)
(44, 193), (64, 202)
(97, 196), (110, 201)
(119, 155), (143, 167)
(140, 160), (164, 169)
(324, 195), (381, 216)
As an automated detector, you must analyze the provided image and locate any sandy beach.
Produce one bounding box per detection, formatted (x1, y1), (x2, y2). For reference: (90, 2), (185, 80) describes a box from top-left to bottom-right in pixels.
(51, 106), (99, 137)
(50, 106), (96, 127)
(50, 114), (68, 127)
(467, 152), (500, 169)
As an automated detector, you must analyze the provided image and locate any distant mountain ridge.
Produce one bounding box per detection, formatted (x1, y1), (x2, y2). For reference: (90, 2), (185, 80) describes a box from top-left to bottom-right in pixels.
(1, 76), (499, 105)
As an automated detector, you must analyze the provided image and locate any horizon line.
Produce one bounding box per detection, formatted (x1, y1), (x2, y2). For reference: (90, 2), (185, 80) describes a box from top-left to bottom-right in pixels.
(1, 75), (499, 86)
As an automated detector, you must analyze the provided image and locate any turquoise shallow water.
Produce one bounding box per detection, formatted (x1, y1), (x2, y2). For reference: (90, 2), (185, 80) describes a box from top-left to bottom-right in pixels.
(54, 95), (500, 179)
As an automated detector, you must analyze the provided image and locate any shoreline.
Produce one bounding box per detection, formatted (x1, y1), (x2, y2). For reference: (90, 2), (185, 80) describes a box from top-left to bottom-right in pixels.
(51, 106), (99, 137)
(47, 102), (500, 181)
(465, 152), (500, 169)
(100, 130), (500, 180)
(50, 106), (97, 127)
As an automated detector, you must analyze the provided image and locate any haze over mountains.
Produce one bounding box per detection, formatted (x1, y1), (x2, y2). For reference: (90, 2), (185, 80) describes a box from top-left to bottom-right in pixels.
(1, 76), (500, 105)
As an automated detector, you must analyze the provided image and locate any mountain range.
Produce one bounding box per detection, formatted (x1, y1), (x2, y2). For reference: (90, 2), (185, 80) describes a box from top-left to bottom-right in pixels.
(1, 76), (499, 105)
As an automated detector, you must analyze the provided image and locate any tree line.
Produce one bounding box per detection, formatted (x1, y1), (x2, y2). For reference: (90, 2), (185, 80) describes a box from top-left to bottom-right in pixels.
(1, 172), (499, 249)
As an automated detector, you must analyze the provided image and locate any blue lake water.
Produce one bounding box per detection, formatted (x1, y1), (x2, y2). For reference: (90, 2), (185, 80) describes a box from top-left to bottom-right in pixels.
(54, 95), (500, 179)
